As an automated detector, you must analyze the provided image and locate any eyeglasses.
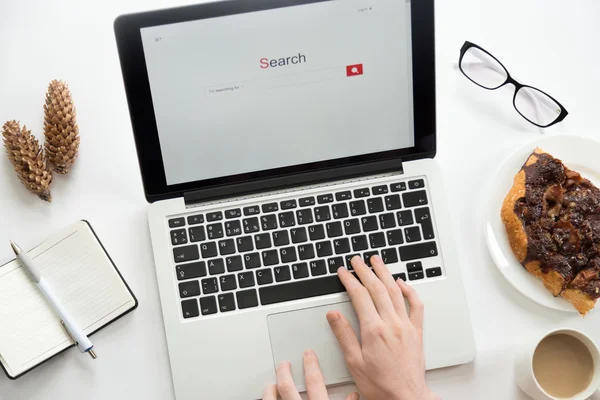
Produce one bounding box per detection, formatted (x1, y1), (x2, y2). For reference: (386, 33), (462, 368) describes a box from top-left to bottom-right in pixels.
(459, 41), (568, 128)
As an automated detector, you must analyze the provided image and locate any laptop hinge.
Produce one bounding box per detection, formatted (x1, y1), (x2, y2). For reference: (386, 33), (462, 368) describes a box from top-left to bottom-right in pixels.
(183, 158), (404, 206)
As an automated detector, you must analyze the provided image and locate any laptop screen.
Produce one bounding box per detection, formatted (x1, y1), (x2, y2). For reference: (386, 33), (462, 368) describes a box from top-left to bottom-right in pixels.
(140, 0), (414, 186)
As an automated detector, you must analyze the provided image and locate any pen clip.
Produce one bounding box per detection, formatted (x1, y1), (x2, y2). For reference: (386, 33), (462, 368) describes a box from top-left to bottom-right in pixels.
(60, 320), (78, 345)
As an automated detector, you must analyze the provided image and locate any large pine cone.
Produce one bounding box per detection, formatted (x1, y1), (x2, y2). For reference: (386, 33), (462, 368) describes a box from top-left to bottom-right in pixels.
(43, 80), (80, 174)
(2, 120), (53, 202)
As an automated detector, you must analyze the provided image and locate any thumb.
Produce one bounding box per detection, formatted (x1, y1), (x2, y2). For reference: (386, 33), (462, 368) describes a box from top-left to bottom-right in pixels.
(326, 311), (362, 365)
(345, 392), (360, 400)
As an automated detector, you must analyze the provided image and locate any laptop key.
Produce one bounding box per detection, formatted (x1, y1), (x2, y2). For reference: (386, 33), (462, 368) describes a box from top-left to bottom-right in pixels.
(314, 206), (331, 222)
(379, 213), (396, 229)
(291, 227), (308, 243)
(372, 185), (388, 195)
(408, 179), (425, 190)
(296, 209), (313, 225)
(225, 208), (241, 219)
(261, 215), (278, 231)
(353, 188), (370, 198)
(334, 238), (351, 254)
(226, 256), (243, 272)
(171, 229), (188, 246)
(308, 224), (326, 240)
(292, 263), (309, 279)
(243, 205), (260, 216)
(385, 194), (402, 211)
(256, 269), (274, 285)
(280, 200), (297, 210)
(345, 254), (360, 269)
(316, 240), (333, 257)
(272, 230), (290, 246)
(254, 233), (272, 249)
(328, 257), (344, 273)
(262, 250), (279, 266)
(206, 212), (223, 222)
(317, 194), (334, 204)
(225, 220), (242, 236)
(244, 253), (261, 269)
(310, 260), (327, 276)
(392, 273), (407, 282)
(363, 251), (379, 266)
(414, 207), (435, 240)
(259, 275), (346, 305)
(187, 214), (204, 225)
(274, 265), (291, 282)
(335, 191), (352, 201)
(409, 271), (425, 281)
(262, 203), (279, 213)
(218, 293), (236, 312)
(332, 203), (349, 219)
(387, 229), (404, 245)
(352, 235), (369, 252)
(200, 296), (218, 315)
(237, 236), (254, 252)
(189, 226), (206, 243)
(426, 267), (442, 278)
(201, 277), (219, 294)
(238, 271), (255, 288)
(169, 217), (185, 228)
(236, 289), (259, 309)
(381, 248), (399, 264)
(208, 259), (225, 275)
(326, 221), (343, 237)
(220, 274), (237, 291)
(399, 241), (438, 261)
(299, 197), (316, 207)
(179, 280), (200, 298)
(218, 239), (236, 256)
(298, 244), (315, 260)
(367, 197), (384, 213)
(397, 210), (414, 226)
(177, 262), (207, 280)
(280, 247), (298, 263)
(174, 245), (199, 263)
(405, 227), (422, 243)
(200, 242), (217, 258)
(361, 216), (378, 232)
(278, 212), (296, 228)
(207, 223), (224, 239)
(407, 262), (423, 273)
(390, 182), (407, 192)
(243, 217), (260, 234)
(350, 200), (366, 216)
(369, 232), (386, 248)
(403, 190), (428, 208)
(181, 299), (199, 319)
(344, 218), (361, 235)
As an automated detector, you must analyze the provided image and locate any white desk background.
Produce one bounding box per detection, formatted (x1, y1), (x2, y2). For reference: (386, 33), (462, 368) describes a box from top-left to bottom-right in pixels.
(1, 0), (599, 399)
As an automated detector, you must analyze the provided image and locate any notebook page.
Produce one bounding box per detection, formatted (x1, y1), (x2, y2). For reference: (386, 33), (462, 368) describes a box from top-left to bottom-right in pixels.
(0, 221), (136, 377)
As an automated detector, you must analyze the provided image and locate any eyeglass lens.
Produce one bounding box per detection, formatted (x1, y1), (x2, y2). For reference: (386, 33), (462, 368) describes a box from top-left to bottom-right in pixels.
(460, 47), (507, 89)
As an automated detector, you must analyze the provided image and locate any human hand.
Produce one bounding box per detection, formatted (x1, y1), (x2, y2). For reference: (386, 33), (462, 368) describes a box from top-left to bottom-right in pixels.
(326, 255), (439, 400)
(262, 349), (359, 400)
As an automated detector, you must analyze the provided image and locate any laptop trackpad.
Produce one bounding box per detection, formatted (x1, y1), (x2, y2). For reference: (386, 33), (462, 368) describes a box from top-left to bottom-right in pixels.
(267, 302), (360, 389)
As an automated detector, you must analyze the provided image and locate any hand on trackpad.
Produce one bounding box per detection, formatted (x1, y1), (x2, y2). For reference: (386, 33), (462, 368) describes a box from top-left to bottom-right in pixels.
(267, 301), (360, 390)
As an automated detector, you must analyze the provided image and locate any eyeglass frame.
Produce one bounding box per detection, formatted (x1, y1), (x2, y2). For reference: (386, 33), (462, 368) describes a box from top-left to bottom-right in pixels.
(458, 41), (569, 128)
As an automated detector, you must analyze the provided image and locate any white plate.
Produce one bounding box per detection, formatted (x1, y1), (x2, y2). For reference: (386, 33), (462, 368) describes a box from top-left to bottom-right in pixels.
(483, 135), (600, 312)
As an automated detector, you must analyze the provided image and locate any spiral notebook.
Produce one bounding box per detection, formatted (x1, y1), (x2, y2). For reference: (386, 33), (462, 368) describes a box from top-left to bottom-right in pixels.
(0, 221), (138, 379)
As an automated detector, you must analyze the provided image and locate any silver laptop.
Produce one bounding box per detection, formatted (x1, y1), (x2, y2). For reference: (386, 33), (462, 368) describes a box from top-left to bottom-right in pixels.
(115, 0), (475, 398)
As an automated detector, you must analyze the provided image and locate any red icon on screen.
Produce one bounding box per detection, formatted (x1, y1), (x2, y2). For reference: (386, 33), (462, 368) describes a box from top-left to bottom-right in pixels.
(346, 64), (364, 77)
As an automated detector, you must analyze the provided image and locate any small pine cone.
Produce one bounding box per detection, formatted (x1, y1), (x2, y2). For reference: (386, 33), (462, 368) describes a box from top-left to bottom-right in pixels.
(2, 120), (53, 202)
(43, 79), (80, 174)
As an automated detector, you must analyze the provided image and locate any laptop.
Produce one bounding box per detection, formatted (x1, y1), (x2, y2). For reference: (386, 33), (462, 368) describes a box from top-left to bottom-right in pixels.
(114, 0), (475, 398)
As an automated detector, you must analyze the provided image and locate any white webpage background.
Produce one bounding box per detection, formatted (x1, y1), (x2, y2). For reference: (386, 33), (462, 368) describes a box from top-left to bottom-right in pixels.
(141, 0), (414, 185)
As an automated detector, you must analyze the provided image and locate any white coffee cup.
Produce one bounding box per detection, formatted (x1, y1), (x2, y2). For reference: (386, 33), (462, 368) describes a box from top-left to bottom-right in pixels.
(515, 328), (600, 400)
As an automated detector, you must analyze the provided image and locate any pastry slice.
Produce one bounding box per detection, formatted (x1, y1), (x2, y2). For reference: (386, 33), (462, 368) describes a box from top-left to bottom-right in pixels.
(501, 148), (600, 315)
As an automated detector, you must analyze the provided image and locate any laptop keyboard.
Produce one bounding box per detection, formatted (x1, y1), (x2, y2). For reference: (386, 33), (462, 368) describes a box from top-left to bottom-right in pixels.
(169, 177), (444, 319)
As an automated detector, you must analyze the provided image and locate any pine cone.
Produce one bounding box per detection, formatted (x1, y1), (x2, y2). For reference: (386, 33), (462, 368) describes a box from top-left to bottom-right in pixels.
(43, 80), (80, 174)
(2, 120), (53, 202)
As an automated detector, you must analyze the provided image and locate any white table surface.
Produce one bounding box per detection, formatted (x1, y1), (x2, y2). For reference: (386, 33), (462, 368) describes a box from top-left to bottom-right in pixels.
(1, 0), (599, 399)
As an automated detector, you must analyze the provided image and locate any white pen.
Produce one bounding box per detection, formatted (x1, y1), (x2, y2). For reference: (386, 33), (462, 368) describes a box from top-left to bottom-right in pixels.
(10, 241), (97, 359)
